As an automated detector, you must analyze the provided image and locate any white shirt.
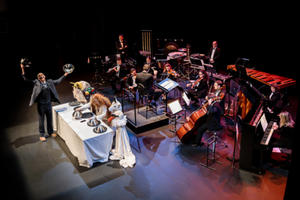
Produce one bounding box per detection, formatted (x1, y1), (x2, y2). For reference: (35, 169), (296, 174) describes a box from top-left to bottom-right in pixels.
(210, 48), (216, 59)
(269, 92), (274, 100)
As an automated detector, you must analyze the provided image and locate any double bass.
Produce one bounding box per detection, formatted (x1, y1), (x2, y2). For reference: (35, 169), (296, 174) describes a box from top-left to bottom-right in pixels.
(176, 102), (209, 144)
(176, 86), (225, 144)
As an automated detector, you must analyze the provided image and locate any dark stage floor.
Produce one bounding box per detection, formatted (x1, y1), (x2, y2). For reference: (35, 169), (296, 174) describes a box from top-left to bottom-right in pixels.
(3, 72), (294, 200)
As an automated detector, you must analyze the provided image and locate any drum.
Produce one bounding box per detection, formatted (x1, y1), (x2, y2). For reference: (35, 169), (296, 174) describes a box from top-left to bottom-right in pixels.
(178, 48), (187, 52)
(167, 51), (187, 60)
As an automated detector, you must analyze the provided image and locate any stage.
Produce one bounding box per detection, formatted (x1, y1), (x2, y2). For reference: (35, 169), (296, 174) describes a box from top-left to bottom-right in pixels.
(2, 72), (294, 200)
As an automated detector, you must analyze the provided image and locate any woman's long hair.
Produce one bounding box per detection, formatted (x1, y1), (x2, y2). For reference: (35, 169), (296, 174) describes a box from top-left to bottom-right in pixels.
(279, 111), (295, 128)
(90, 93), (112, 118)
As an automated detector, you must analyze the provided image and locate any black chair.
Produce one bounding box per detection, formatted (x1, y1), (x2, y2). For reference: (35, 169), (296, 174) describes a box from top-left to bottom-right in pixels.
(136, 83), (157, 119)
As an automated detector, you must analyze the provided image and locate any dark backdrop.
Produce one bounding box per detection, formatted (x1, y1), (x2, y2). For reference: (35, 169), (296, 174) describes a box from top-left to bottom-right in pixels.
(11, 2), (295, 79)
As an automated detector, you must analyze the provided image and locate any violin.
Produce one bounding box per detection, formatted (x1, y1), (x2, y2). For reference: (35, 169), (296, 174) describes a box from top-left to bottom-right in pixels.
(167, 69), (179, 77)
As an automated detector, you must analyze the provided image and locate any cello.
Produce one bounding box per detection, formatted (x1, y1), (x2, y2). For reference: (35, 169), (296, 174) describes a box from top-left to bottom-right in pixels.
(176, 102), (209, 144)
(176, 85), (225, 144)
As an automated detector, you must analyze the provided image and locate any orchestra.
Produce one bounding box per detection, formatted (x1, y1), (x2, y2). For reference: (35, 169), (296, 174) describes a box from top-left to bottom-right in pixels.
(91, 35), (295, 170)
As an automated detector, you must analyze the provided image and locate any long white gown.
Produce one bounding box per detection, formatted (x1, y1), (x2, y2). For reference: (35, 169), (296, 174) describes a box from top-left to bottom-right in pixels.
(109, 110), (136, 168)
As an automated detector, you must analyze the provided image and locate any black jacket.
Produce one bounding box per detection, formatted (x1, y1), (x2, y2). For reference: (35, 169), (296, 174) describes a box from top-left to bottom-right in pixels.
(22, 75), (65, 106)
(208, 47), (221, 61)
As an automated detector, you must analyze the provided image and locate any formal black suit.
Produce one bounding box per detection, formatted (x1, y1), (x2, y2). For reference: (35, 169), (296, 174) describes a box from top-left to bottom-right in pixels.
(116, 39), (128, 56)
(194, 103), (223, 145)
(110, 63), (128, 93)
(186, 79), (209, 103)
(136, 71), (153, 93)
(266, 91), (282, 115)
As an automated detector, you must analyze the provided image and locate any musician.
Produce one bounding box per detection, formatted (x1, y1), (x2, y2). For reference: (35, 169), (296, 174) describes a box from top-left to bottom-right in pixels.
(116, 34), (128, 61)
(190, 80), (225, 146)
(186, 70), (209, 105)
(163, 63), (179, 80)
(136, 64), (154, 94)
(126, 68), (137, 91)
(108, 57), (128, 94)
(263, 111), (295, 163)
(208, 41), (221, 71)
(136, 64), (162, 107)
(145, 56), (158, 79)
(265, 84), (282, 116)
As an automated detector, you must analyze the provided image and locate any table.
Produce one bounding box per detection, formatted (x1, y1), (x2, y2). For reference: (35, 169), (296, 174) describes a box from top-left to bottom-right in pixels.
(52, 103), (114, 168)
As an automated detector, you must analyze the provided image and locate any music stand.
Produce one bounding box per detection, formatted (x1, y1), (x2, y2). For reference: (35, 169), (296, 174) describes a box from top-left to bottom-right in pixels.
(167, 99), (183, 133)
(156, 78), (179, 113)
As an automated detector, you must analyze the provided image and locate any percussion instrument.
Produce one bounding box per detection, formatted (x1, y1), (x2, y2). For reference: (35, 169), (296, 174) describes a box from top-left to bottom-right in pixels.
(167, 51), (187, 60)
(178, 48), (187, 52)
(227, 65), (296, 90)
(63, 64), (75, 74)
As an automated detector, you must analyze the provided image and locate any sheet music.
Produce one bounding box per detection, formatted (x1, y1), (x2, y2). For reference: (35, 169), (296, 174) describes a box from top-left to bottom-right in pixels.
(158, 78), (179, 92)
(168, 100), (183, 115)
(182, 92), (190, 106)
(259, 114), (268, 132)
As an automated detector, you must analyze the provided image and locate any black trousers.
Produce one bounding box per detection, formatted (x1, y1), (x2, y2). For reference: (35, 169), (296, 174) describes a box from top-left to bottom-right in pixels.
(194, 123), (210, 145)
(37, 103), (53, 137)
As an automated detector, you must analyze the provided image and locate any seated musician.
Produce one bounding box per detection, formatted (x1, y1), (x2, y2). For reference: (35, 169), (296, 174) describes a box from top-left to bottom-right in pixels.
(145, 56), (158, 80)
(264, 111), (295, 163)
(185, 70), (209, 105)
(163, 63), (179, 80)
(126, 68), (137, 92)
(191, 80), (225, 147)
(107, 57), (128, 94)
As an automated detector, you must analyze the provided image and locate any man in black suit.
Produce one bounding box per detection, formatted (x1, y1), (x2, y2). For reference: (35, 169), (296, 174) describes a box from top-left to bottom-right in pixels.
(116, 34), (128, 62)
(208, 41), (221, 72)
(107, 57), (128, 94)
(20, 64), (69, 142)
(265, 84), (282, 116)
(136, 64), (154, 94)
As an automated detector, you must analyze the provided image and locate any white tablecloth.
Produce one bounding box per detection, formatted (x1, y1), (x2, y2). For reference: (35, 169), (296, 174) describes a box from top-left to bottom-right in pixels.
(52, 103), (114, 168)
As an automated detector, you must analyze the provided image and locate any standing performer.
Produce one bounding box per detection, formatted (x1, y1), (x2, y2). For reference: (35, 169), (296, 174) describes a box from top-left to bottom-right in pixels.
(208, 41), (221, 72)
(20, 63), (69, 142)
(108, 98), (136, 168)
(116, 34), (128, 62)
